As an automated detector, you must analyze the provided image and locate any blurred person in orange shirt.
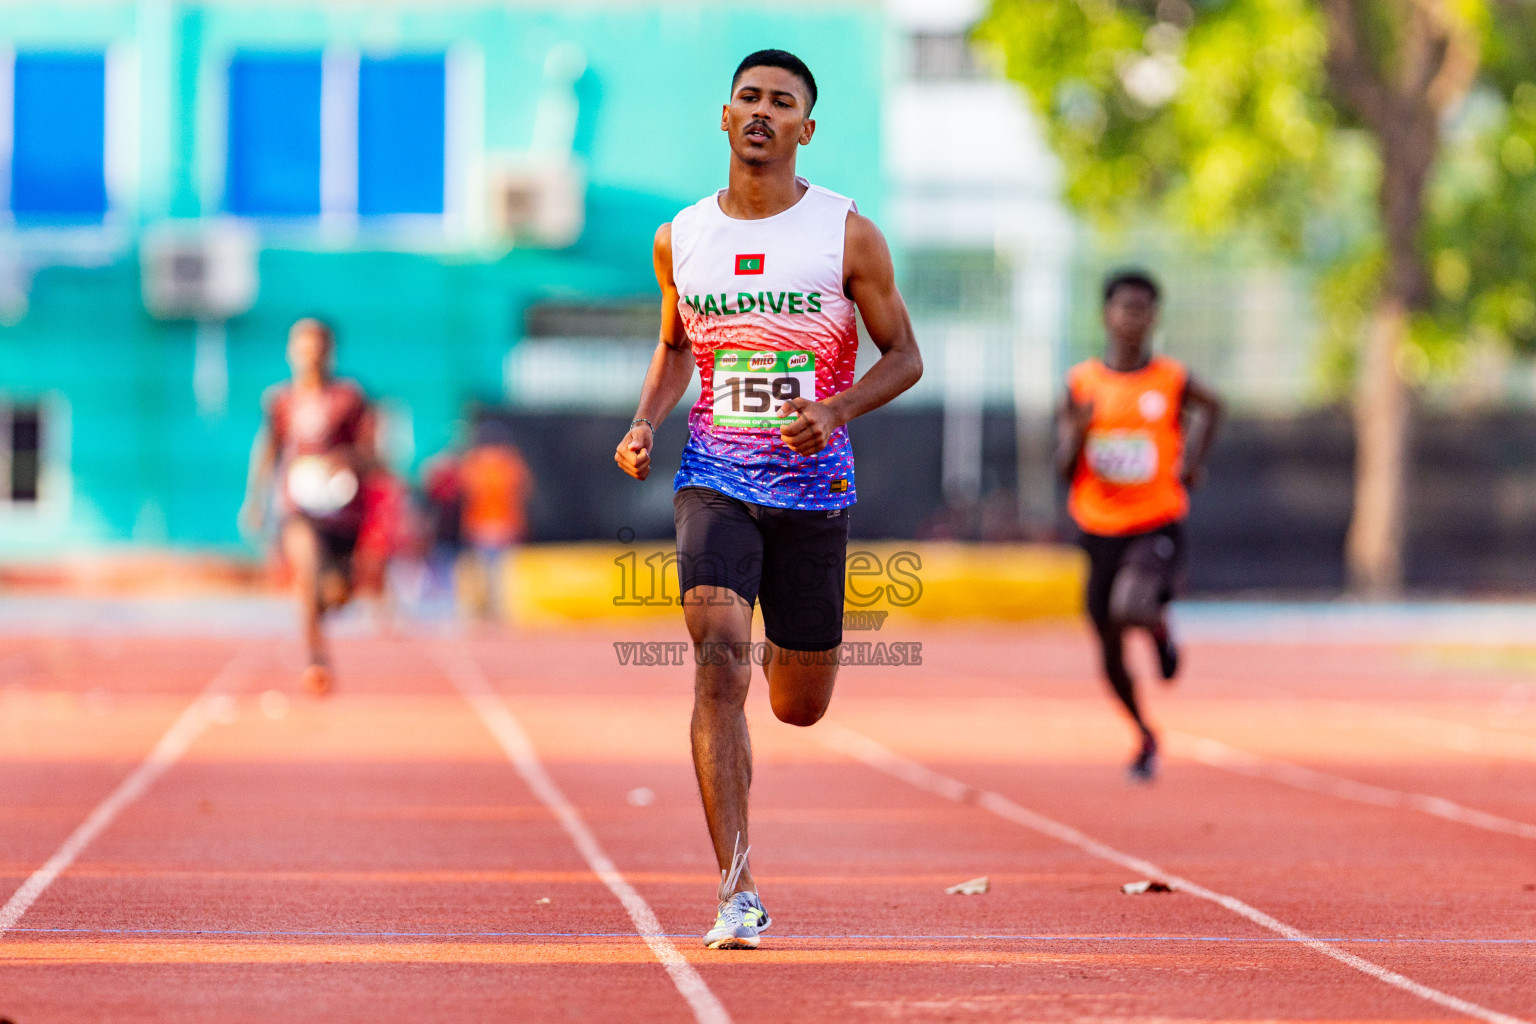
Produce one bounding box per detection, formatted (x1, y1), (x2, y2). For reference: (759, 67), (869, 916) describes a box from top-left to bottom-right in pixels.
(1057, 270), (1222, 782)
(457, 420), (533, 619)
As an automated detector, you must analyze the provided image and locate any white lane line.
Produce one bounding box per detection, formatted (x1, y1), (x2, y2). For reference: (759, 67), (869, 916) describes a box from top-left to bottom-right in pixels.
(1245, 683), (1536, 761)
(438, 647), (732, 1024)
(0, 647), (257, 936)
(1170, 732), (1536, 842)
(818, 722), (1530, 1024)
(1349, 706), (1536, 761)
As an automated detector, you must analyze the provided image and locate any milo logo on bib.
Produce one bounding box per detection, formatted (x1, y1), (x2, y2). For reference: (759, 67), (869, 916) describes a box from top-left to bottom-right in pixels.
(1085, 431), (1158, 485)
(712, 349), (816, 430)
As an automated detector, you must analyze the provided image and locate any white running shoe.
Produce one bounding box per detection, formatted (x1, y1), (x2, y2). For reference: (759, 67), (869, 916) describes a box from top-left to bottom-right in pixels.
(704, 890), (771, 949)
(702, 834), (771, 949)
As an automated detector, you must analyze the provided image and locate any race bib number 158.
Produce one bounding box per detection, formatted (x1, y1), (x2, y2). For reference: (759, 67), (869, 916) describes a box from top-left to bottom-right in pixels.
(712, 349), (816, 429)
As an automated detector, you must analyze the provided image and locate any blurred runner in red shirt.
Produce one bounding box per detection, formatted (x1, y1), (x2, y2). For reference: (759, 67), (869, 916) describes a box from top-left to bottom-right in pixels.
(420, 444), (465, 604)
(241, 317), (375, 695)
(354, 465), (417, 627)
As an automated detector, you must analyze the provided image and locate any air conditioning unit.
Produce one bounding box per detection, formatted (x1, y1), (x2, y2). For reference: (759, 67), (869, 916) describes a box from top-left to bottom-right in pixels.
(486, 157), (585, 248)
(141, 221), (259, 321)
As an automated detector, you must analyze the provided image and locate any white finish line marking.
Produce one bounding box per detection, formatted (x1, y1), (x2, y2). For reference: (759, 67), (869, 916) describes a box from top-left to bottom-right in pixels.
(819, 722), (1529, 1024)
(439, 646), (732, 1024)
(0, 647), (257, 936)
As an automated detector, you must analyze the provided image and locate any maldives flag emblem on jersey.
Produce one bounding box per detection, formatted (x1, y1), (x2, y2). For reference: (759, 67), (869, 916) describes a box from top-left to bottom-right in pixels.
(735, 254), (765, 275)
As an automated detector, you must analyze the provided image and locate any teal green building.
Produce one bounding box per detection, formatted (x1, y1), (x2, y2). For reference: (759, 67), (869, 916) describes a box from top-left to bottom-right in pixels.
(0, 2), (887, 556)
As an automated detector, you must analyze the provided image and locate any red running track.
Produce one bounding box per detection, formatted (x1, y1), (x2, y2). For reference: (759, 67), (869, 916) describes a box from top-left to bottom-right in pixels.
(1, 619), (1534, 1022)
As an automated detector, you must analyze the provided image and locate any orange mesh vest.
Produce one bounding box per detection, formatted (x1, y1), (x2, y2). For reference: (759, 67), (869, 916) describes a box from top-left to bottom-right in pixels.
(1067, 356), (1189, 536)
(460, 445), (531, 547)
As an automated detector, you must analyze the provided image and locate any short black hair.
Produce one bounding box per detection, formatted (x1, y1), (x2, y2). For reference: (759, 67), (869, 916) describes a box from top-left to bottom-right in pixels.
(732, 50), (817, 114)
(1103, 269), (1161, 305)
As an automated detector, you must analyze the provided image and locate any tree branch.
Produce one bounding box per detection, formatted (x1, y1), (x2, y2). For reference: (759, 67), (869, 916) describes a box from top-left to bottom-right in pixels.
(1320, 0), (1391, 127)
(1420, 1), (1480, 113)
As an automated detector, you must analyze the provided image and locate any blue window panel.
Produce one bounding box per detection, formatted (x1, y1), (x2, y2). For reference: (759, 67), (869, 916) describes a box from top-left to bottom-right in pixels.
(226, 54), (322, 216)
(357, 56), (445, 216)
(10, 53), (107, 220)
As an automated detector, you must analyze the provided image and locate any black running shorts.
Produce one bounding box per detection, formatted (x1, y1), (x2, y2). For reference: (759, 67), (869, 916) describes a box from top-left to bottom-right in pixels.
(288, 514), (359, 580)
(1078, 519), (1186, 631)
(673, 485), (850, 652)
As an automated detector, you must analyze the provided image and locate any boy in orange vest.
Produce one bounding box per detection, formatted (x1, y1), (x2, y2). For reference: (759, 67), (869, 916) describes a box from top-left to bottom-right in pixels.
(1057, 270), (1222, 781)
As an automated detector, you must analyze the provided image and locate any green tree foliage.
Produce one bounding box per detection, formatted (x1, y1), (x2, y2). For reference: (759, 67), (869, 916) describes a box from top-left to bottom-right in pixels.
(977, 0), (1536, 358)
(980, 0), (1531, 594)
(977, 0), (1339, 250)
(1426, 11), (1536, 355)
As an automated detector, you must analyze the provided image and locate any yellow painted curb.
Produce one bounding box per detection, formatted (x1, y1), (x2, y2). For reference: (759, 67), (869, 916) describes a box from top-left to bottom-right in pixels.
(502, 542), (1084, 627)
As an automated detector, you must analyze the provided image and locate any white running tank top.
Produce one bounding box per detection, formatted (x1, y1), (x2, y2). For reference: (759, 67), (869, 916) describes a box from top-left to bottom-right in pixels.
(670, 178), (859, 510)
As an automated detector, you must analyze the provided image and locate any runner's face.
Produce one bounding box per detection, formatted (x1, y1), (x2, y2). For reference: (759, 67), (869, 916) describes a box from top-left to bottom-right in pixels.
(287, 323), (332, 379)
(1103, 286), (1158, 360)
(721, 67), (814, 166)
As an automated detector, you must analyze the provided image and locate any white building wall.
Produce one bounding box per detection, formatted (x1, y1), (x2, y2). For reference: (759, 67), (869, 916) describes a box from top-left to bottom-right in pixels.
(885, 0), (1073, 524)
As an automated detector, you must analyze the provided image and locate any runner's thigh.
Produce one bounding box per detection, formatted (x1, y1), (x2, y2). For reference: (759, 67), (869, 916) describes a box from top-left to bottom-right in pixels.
(758, 506), (849, 652)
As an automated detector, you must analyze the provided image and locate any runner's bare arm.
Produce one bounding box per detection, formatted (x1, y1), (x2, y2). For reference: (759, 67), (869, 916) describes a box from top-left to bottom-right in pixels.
(778, 212), (922, 456)
(1180, 374), (1223, 488)
(616, 223), (696, 481)
(240, 425), (276, 534)
(1055, 392), (1093, 482)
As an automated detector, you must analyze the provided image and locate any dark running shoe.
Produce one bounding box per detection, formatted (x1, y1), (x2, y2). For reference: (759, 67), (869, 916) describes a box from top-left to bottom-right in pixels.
(1129, 732), (1159, 783)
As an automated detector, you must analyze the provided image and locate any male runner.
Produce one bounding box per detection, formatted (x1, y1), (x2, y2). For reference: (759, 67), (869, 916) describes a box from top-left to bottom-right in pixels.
(614, 50), (922, 949)
(1057, 270), (1221, 781)
(241, 317), (376, 696)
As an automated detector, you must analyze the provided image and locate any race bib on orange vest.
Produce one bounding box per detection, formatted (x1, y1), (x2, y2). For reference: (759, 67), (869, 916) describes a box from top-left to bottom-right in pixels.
(1085, 430), (1158, 485)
